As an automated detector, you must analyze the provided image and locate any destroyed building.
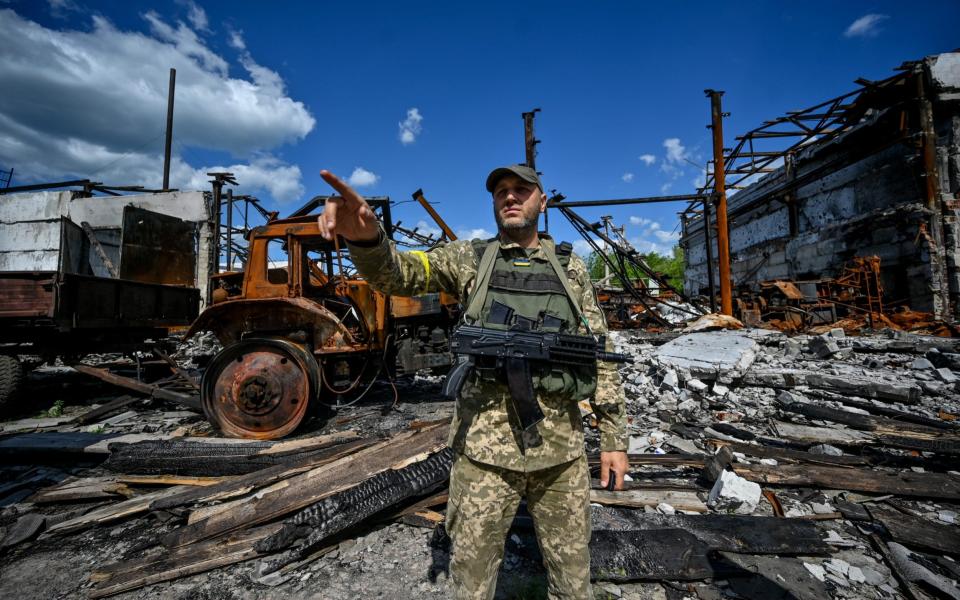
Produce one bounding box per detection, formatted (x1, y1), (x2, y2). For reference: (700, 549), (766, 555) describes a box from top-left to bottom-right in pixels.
(681, 52), (960, 321)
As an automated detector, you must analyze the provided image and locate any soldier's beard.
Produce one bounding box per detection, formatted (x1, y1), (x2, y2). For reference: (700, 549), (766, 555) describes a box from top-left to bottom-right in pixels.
(496, 213), (537, 231)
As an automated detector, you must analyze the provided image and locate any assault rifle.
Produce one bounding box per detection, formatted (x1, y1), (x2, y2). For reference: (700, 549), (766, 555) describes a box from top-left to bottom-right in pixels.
(442, 301), (632, 430)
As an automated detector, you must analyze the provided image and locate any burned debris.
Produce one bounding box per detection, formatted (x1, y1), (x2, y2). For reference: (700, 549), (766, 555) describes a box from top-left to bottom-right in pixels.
(1, 52), (960, 600)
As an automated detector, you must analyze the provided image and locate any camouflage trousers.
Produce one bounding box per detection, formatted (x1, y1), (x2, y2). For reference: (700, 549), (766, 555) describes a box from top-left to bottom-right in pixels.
(446, 453), (593, 600)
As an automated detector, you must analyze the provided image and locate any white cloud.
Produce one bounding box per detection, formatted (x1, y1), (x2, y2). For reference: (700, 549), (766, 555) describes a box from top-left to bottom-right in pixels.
(456, 227), (494, 240)
(398, 107), (423, 145)
(0, 9), (315, 202)
(621, 172), (634, 182)
(629, 216), (651, 226)
(414, 219), (442, 239)
(47, 0), (79, 18)
(227, 27), (246, 50)
(347, 166), (379, 187)
(572, 239), (593, 257)
(143, 10), (228, 75)
(638, 154), (656, 166)
(179, 0), (209, 32)
(660, 182), (673, 194)
(663, 138), (688, 164)
(181, 155), (304, 202)
(654, 229), (679, 243)
(844, 14), (888, 38)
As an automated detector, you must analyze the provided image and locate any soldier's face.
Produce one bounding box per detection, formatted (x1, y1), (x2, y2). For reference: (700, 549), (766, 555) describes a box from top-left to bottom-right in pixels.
(492, 175), (545, 231)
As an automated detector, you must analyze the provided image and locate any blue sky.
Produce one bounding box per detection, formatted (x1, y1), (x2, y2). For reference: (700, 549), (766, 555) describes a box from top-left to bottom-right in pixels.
(2, 1), (958, 255)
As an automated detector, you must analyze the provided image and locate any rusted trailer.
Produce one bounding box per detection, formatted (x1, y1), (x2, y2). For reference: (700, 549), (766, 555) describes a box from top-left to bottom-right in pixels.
(0, 212), (201, 408)
(188, 204), (458, 440)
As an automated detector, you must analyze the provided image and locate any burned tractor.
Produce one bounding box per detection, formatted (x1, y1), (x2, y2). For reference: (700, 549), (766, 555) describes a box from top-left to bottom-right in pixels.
(187, 201), (458, 439)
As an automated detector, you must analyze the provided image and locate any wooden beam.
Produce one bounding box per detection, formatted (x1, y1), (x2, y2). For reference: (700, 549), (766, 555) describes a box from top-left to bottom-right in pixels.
(732, 463), (960, 501)
(160, 424), (448, 549)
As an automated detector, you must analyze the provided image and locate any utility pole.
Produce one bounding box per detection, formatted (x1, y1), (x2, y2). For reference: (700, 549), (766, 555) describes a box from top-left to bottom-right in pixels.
(706, 89), (733, 316)
(522, 108), (545, 231)
(162, 68), (176, 191)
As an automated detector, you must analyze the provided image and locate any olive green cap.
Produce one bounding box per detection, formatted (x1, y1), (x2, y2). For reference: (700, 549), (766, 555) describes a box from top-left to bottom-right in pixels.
(485, 164), (543, 193)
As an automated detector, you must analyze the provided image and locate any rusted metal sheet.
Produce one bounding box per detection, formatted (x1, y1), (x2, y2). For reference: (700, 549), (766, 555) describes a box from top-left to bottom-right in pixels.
(119, 206), (196, 286)
(0, 273), (56, 318)
(770, 280), (804, 300)
(57, 273), (199, 329)
(391, 294), (442, 318)
(187, 296), (354, 347)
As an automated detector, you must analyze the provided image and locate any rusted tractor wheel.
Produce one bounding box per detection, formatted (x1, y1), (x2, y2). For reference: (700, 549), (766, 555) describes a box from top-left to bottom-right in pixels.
(201, 338), (318, 439)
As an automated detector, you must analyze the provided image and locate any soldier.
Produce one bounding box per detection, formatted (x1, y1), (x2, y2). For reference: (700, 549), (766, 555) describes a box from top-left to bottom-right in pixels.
(317, 165), (629, 600)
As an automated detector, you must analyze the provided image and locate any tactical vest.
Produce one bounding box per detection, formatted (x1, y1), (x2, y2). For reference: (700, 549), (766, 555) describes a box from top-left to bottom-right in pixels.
(465, 237), (598, 400)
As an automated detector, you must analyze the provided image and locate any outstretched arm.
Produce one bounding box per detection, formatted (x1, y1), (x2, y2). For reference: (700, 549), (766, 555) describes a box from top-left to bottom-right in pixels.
(317, 169), (469, 298)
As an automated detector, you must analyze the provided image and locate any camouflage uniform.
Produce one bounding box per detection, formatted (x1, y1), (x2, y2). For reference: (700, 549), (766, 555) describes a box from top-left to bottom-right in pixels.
(348, 231), (628, 600)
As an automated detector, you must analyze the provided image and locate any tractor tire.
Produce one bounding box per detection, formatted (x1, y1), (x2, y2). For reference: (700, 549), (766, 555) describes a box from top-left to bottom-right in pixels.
(0, 355), (24, 412)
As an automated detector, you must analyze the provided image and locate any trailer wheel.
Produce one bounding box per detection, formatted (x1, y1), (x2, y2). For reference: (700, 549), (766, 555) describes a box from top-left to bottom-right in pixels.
(0, 355), (24, 411)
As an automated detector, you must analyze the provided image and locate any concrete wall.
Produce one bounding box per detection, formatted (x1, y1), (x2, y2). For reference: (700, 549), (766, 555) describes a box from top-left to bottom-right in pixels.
(682, 53), (960, 318)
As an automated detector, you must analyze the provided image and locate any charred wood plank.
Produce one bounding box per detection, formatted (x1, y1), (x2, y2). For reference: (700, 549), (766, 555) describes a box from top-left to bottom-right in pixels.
(29, 477), (132, 503)
(741, 369), (921, 404)
(732, 463), (960, 501)
(591, 528), (718, 580)
(160, 423), (448, 549)
(88, 523), (282, 599)
(591, 508), (830, 554)
(43, 484), (196, 536)
(74, 396), (142, 425)
(779, 402), (960, 455)
(770, 421), (873, 446)
(0, 513), (46, 549)
(71, 365), (201, 411)
(780, 401), (959, 441)
(150, 438), (373, 512)
(869, 504), (960, 556)
(707, 440), (868, 466)
(803, 390), (959, 431)
(104, 431), (360, 476)
(589, 508), (829, 581)
(719, 553), (831, 600)
(256, 447), (454, 563)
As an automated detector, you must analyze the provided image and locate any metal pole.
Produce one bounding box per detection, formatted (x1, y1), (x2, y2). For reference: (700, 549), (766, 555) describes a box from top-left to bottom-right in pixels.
(707, 89), (733, 316)
(702, 197), (717, 313)
(522, 108), (541, 169)
(225, 188), (233, 271)
(162, 68), (176, 191)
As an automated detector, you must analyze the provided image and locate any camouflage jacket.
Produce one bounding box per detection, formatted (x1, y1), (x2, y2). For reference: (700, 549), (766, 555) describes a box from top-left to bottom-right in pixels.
(347, 230), (628, 471)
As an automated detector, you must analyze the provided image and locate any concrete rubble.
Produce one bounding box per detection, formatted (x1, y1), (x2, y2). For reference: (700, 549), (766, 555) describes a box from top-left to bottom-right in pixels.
(0, 323), (954, 599)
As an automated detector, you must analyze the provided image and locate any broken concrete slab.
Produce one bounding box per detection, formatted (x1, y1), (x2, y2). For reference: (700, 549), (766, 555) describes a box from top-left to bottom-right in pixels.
(652, 331), (759, 381)
(708, 469), (762, 514)
(808, 335), (840, 358)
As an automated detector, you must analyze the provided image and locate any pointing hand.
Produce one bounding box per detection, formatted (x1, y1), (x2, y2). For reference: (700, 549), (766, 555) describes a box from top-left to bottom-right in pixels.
(317, 170), (380, 242)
